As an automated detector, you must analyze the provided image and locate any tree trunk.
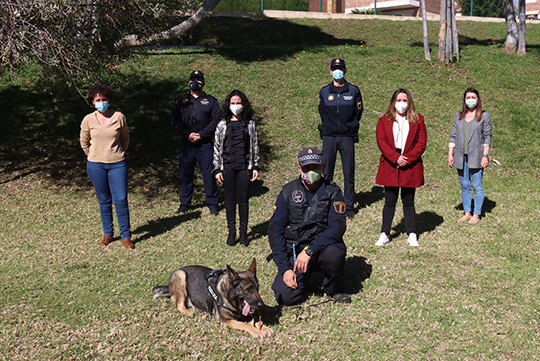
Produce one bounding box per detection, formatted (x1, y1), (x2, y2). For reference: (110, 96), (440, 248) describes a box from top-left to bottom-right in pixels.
(421, 0), (431, 61)
(517, 0), (526, 55)
(504, 0), (519, 53)
(451, 0), (459, 61)
(438, 0), (446, 61)
(116, 0), (222, 49)
(437, 0), (459, 63)
(445, 0), (452, 62)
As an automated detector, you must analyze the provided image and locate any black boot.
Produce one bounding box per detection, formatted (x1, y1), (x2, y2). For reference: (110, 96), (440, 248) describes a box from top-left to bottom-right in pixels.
(225, 202), (237, 246)
(227, 229), (237, 246)
(239, 203), (249, 247)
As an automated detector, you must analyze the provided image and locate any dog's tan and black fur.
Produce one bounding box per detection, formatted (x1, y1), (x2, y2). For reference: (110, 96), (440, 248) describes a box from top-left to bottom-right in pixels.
(152, 258), (274, 339)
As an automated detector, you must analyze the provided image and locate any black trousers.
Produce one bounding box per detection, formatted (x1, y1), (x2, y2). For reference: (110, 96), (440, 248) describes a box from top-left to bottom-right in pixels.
(179, 141), (218, 209)
(223, 168), (251, 233)
(382, 186), (416, 235)
(322, 136), (355, 211)
(272, 243), (346, 306)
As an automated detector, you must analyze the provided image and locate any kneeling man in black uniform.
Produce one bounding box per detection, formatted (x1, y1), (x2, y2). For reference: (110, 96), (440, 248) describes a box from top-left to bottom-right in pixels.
(268, 147), (351, 305)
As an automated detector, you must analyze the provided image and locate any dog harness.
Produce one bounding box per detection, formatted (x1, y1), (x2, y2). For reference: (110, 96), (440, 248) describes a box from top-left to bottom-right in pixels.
(205, 269), (237, 315)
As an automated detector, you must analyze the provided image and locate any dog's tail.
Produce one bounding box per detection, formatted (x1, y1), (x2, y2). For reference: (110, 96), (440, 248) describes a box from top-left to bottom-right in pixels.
(152, 286), (170, 300)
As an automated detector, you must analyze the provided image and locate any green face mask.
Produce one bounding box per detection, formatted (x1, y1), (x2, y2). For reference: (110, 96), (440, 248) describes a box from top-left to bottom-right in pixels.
(302, 169), (322, 184)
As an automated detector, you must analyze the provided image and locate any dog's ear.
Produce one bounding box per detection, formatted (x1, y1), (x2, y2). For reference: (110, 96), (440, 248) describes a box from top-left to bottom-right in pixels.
(226, 265), (240, 281)
(248, 258), (257, 275)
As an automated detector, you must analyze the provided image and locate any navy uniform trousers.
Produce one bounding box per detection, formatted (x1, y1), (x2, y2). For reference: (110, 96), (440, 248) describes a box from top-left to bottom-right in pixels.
(179, 140), (218, 210)
(272, 243), (346, 306)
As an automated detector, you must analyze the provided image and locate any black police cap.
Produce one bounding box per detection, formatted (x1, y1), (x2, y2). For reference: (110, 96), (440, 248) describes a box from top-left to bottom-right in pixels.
(330, 58), (346, 69)
(298, 147), (324, 167)
(190, 70), (205, 81)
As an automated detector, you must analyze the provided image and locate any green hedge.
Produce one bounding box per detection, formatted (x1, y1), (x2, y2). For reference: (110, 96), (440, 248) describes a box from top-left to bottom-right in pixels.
(214, 0), (309, 13)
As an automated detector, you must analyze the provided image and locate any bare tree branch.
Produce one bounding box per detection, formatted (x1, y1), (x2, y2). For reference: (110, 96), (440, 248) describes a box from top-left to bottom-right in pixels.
(116, 0), (222, 49)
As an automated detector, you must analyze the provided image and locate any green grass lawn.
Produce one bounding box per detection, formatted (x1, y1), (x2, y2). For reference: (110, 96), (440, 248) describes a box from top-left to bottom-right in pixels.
(1, 16), (540, 360)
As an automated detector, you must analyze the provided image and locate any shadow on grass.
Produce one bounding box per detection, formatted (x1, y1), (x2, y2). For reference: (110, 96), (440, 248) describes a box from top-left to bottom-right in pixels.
(249, 219), (270, 244)
(344, 255), (373, 295)
(391, 211), (444, 239)
(355, 185), (384, 213)
(0, 74), (274, 204)
(454, 196), (497, 218)
(410, 36), (506, 49)
(0, 76), (183, 196)
(410, 36), (540, 57)
(262, 254), (372, 324)
(131, 211), (203, 244)
(0, 15), (365, 195)
(160, 16), (366, 62)
(300, 255), (372, 298)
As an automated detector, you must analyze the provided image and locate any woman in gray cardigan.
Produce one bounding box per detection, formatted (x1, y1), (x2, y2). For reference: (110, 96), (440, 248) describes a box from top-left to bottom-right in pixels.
(447, 88), (492, 224)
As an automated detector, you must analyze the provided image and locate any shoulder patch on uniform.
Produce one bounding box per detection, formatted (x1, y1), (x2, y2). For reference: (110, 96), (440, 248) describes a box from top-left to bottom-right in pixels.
(292, 190), (304, 204)
(357, 101), (363, 110)
(333, 201), (346, 214)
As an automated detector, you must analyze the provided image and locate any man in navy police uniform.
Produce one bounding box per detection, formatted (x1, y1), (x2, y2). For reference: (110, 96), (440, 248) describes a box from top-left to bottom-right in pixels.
(268, 147), (351, 305)
(172, 70), (221, 215)
(318, 58), (363, 219)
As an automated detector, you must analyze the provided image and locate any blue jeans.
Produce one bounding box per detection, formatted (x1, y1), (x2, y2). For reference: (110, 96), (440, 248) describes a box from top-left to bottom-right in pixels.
(457, 155), (484, 216)
(87, 160), (131, 239)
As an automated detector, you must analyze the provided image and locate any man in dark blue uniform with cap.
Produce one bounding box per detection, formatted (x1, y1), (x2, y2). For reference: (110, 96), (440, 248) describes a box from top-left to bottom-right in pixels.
(172, 70), (221, 215)
(318, 58), (363, 219)
(268, 147), (351, 306)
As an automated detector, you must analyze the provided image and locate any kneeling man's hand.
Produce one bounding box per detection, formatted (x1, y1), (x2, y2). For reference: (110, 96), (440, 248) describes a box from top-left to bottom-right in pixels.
(283, 270), (297, 289)
(294, 251), (311, 274)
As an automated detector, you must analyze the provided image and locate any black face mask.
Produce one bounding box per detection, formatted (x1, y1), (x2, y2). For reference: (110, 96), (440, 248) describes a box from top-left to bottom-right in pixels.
(189, 80), (203, 91)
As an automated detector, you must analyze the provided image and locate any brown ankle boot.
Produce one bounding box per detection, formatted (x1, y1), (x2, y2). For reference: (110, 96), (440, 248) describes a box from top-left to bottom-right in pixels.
(100, 235), (113, 247)
(121, 238), (135, 249)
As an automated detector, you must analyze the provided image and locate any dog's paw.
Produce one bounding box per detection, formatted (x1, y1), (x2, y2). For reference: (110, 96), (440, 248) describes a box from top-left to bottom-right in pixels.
(178, 307), (195, 318)
(257, 326), (275, 339)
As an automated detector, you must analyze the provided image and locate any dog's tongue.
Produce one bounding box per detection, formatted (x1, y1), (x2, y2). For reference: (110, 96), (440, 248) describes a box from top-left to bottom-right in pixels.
(242, 300), (250, 316)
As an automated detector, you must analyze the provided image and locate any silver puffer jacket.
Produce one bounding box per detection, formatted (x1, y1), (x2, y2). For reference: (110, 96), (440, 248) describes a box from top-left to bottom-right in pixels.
(213, 118), (260, 174)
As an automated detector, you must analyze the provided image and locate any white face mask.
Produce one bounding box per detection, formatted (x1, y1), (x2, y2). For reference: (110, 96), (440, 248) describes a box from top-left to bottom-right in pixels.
(465, 99), (477, 108)
(230, 104), (244, 116)
(395, 102), (408, 114)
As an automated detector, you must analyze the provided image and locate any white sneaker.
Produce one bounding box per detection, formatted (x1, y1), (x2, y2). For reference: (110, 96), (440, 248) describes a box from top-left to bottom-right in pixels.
(407, 233), (420, 247)
(375, 232), (390, 246)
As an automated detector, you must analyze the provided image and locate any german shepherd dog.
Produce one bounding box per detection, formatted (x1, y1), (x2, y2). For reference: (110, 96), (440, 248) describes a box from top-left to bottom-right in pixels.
(152, 258), (274, 339)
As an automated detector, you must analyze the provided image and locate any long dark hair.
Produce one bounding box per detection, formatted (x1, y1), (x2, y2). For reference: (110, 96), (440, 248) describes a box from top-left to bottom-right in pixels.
(459, 87), (484, 122)
(221, 89), (253, 123)
(380, 88), (419, 125)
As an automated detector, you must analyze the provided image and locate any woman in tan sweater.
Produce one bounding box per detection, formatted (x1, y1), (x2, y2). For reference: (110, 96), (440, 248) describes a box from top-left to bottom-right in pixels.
(80, 85), (133, 249)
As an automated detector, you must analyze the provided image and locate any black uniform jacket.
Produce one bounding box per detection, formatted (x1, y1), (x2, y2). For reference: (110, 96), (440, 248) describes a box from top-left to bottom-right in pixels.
(268, 178), (347, 276)
(172, 91), (222, 142)
(318, 80), (363, 139)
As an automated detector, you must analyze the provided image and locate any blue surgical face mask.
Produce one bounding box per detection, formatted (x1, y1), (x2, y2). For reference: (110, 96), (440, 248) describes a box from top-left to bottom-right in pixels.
(465, 99), (477, 108)
(302, 169), (323, 184)
(332, 69), (344, 81)
(95, 101), (110, 112)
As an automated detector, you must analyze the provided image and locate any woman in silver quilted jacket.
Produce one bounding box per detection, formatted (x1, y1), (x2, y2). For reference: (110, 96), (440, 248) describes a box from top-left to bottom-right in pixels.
(213, 90), (260, 246)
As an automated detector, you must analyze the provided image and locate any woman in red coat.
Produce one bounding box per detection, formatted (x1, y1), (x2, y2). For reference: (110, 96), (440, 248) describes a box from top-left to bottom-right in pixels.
(375, 89), (427, 247)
